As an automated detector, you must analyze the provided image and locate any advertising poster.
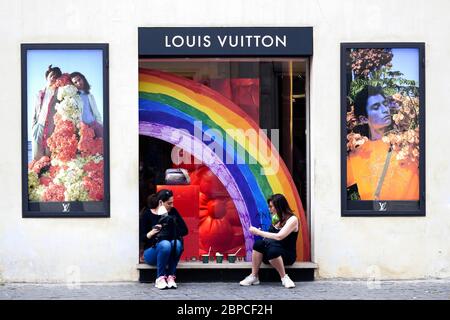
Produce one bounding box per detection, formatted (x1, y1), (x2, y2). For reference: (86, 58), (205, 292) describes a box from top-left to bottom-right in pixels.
(341, 43), (425, 216)
(22, 44), (109, 217)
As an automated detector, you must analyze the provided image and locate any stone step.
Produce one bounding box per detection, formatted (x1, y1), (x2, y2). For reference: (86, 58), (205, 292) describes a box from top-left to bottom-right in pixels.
(137, 261), (318, 269)
(137, 262), (318, 282)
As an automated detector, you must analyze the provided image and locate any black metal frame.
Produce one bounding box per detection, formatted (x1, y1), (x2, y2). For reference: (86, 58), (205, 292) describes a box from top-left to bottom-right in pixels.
(340, 43), (426, 217)
(21, 43), (110, 218)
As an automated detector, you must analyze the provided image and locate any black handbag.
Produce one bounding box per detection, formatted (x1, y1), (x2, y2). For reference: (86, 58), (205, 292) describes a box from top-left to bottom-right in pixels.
(155, 214), (177, 241)
(262, 225), (281, 248)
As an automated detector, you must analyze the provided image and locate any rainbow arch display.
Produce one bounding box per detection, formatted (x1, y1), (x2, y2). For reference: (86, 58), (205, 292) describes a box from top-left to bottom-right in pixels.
(139, 69), (310, 261)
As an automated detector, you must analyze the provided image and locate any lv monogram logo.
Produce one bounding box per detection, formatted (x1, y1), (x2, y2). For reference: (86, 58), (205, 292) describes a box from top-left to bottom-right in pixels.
(378, 202), (387, 211)
(62, 203), (70, 213)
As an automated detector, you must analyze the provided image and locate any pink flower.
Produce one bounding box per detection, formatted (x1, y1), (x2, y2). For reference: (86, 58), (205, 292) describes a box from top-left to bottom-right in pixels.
(55, 73), (72, 88)
(78, 122), (103, 157)
(29, 156), (51, 175)
(39, 176), (52, 186)
(47, 114), (78, 162)
(42, 183), (65, 202)
(83, 160), (104, 201)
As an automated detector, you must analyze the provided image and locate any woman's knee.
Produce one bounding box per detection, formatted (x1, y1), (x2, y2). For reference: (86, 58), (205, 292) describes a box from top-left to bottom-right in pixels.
(173, 240), (183, 254)
(143, 248), (156, 265)
(157, 240), (172, 253)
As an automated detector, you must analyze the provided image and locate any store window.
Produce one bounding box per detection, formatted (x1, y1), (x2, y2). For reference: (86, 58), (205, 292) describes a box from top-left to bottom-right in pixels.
(139, 58), (309, 262)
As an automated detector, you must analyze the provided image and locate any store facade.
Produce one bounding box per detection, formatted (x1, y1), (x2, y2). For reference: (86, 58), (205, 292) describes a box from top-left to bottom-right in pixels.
(1, 0), (449, 282)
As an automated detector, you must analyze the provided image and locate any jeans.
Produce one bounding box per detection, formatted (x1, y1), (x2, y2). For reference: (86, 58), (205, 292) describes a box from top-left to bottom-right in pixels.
(143, 240), (183, 278)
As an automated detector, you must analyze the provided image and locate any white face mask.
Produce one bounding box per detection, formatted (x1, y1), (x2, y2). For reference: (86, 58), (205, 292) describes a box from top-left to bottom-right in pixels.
(156, 201), (168, 216)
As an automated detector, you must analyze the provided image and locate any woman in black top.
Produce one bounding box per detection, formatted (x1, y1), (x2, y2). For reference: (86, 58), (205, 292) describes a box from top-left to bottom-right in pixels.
(139, 189), (188, 290)
(239, 194), (299, 288)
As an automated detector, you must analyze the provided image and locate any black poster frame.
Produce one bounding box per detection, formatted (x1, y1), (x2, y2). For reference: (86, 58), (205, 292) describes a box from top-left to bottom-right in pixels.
(21, 43), (110, 218)
(340, 42), (425, 217)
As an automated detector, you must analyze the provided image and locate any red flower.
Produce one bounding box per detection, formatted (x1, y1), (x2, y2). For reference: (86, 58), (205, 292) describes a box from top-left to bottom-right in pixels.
(28, 159), (36, 171)
(83, 177), (104, 201)
(29, 156), (51, 175)
(42, 183), (65, 202)
(78, 122), (103, 157)
(39, 176), (52, 186)
(48, 165), (60, 179)
(55, 73), (72, 88)
(47, 114), (78, 162)
(83, 160), (104, 201)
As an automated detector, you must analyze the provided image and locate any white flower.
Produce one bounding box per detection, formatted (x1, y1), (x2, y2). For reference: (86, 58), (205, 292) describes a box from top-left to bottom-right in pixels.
(55, 99), (81, 124)
(55, 86), (82, 124)
(64, 181), (90, 201)
(51, 158), (64, 167)
(28, 171), (39, 189)
(52, 156), (96, 201)
(29, 184), (46, 202)
(57, 85), (78, 101)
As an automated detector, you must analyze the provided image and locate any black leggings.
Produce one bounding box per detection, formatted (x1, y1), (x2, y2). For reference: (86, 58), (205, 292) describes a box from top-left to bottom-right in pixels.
(253, 239), (296, 265)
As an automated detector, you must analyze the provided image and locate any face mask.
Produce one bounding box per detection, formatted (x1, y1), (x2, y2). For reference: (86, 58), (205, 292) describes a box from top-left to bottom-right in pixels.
(157, 201), (168, 216)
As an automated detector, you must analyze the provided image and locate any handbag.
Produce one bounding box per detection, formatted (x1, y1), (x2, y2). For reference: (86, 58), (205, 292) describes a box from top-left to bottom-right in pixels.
(155, 214), (177, 241)
(165, 168), (190, 185)
(262, 225), (281, 248)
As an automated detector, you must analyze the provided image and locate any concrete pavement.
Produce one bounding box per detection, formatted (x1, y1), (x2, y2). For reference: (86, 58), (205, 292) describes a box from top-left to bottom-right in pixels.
(1, 279), (449, 300)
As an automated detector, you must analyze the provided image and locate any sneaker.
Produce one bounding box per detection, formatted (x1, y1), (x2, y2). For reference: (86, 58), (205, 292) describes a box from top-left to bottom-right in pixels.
(281, 274), (295, 288)
(239, 274), (260, 286)
(166, 275), (177, 289)
(155, 276), (168, 290)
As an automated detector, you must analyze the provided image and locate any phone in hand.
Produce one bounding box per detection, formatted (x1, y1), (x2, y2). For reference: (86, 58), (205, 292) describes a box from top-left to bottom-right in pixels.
(153, 225), (162, 231)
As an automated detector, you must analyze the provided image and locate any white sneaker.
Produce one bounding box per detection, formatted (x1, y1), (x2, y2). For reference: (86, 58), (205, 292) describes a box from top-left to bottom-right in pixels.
(166, 275), (177, 289)
(281, 274), (295, 288)
(155, 276), (168, 290)
(239, 274), (260, 286)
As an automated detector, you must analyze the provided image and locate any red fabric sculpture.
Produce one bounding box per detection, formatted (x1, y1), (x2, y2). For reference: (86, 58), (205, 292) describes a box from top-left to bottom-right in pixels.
(173, 153), (245, 259)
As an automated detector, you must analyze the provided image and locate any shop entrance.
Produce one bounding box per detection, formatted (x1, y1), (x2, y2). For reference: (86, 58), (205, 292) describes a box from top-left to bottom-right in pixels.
(138, 58), (310, 264)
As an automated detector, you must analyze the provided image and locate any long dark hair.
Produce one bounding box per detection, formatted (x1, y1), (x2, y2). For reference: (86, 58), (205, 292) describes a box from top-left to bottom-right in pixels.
(268, 194), (295, 227)
(156, 189), (173, 203)
(147, 194), (158, 209)
(70, 71), (91, 93)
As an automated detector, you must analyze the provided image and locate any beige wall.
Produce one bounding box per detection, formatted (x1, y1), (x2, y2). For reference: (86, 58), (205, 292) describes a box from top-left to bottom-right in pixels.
(308, 0), (450, 280)
(0, 0), (449, 282)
